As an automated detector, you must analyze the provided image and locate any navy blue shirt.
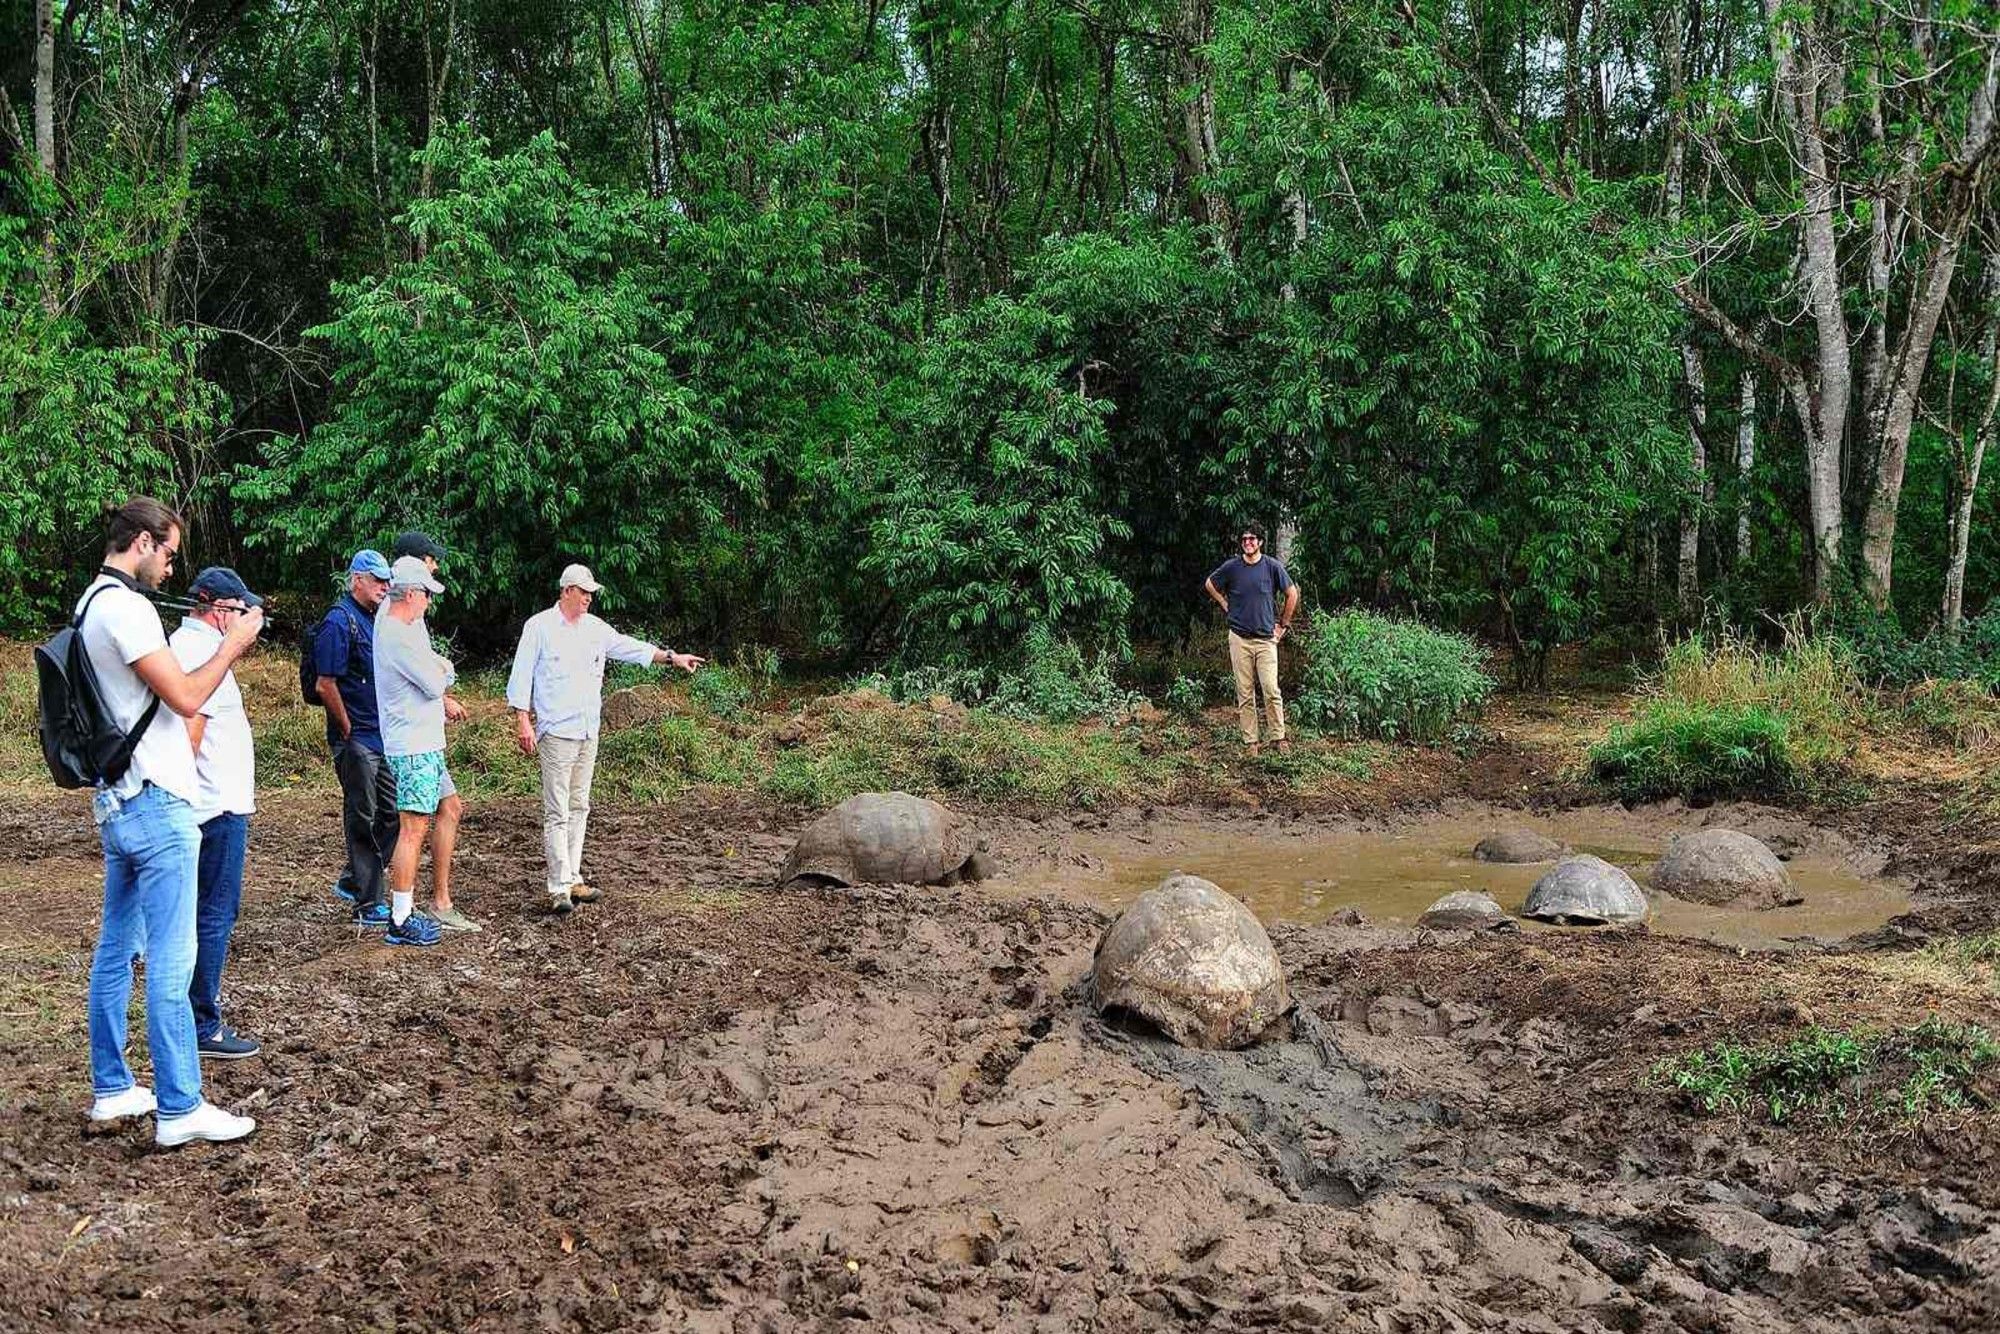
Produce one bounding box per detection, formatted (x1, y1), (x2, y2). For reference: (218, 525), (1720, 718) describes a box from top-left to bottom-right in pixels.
(314, 594), (382, 752)
(1207, 555), (1295, 638)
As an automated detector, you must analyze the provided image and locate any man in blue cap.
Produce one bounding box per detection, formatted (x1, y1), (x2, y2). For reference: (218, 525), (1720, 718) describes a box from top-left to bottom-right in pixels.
(316, 550), (400, 929)
(168, 567), (265, 1059)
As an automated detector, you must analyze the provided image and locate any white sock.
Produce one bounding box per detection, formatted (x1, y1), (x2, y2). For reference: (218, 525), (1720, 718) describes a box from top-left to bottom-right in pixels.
(392, 891), (413, 925)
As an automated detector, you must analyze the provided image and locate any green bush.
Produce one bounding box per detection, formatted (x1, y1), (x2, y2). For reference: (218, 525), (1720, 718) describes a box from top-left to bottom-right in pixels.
(689, 666), (754, 719)
(1292, 611), (1493, 742)
(1653, 1018), (1999, 1125)
(1165, 673), (1206, 717)
(1831, 608), (2000, 690)
(986, 627), (1142, 723)
(1587, 700), (1798, 802)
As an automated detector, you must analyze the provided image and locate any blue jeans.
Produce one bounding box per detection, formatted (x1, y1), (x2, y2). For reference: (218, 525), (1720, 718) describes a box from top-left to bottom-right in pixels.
(192, 812), (249, 1041)
(88, 784), (203, 1117)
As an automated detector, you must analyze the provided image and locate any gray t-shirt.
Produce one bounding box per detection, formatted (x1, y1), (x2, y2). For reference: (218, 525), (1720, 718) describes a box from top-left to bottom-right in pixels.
(372, 609), (456, 758)
(1206, 555), (1294, 638)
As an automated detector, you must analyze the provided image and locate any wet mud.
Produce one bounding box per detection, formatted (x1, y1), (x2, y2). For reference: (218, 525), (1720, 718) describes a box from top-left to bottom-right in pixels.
(2, 789), (1998, 1331)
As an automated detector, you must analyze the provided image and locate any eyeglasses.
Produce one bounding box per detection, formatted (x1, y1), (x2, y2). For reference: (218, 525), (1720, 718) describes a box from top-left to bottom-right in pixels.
(1240, 534), (1261, 544)
(155, 537), (179, 566)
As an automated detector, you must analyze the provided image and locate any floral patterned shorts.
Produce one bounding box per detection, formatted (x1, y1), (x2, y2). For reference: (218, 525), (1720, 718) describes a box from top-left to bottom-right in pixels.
(387, 750), (457, 814)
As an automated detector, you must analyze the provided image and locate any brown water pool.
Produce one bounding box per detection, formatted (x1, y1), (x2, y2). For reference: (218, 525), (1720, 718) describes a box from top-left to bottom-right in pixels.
(996, 808), (1910, 950)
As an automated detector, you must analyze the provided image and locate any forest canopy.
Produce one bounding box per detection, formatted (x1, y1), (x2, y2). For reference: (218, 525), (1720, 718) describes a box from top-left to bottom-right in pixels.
(4, 0), (1998, 670)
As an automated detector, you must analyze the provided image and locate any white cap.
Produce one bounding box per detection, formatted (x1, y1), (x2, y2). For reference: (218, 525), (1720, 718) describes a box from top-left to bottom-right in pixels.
(559, 563), (602, 593)
(389, 554), (444, 593)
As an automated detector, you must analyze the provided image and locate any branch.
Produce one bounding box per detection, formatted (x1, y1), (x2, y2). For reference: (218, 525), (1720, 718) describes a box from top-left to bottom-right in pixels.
(1675, 281), (1802, 389)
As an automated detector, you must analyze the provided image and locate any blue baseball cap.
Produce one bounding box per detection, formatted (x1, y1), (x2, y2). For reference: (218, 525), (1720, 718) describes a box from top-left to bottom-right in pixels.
(348, 549), (392, 579)
(189, 566), (264, 609)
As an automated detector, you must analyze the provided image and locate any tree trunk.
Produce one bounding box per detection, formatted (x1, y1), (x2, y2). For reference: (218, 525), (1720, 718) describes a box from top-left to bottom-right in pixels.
(1859, 44), (1999, 607)
(33, 0), (54, 177)
(1945, 258), (2000, 634)
(1735, 367), (1756, 568)
(1763, 0), (1852, 602)
(1679, 343), (1706, 619)
(1173, 0), (1234, 260)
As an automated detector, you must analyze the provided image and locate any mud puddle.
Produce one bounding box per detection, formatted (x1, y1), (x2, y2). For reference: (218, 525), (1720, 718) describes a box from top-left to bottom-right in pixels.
(997, 806), (1911, 949)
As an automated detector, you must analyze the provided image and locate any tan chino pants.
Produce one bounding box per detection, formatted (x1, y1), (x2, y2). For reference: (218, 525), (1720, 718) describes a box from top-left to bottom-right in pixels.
(1228, 631), (1286, 744)
(537, 733), (600, 897)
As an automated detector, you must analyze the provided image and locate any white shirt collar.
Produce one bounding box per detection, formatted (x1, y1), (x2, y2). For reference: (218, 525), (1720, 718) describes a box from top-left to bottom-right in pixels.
(178, 615), (223, 642)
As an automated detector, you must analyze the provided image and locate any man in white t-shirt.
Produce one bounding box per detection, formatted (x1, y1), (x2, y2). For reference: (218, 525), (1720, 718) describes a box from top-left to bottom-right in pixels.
(168, 567), (264, 1062)
(78, 498), (265, 1148)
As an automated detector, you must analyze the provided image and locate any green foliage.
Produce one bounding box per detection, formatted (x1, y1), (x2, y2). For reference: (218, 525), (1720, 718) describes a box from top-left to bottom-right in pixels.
(985, 627), (1144, 723)
(1166, 673), (1207, 717)
(689, 666), (754, 719)
(1588, 701), (1798, 802)
(760, 694), (1180, 808)
(1293, 610), (1493, 742)
(1588, 632), (1873, 800)
(864, 293), (1134, 662)
(0, 207), (225, 631)
(1653, 1020), (2000, 1125)
(1832, 608), (2000, 691)
(236, 132), (741, 626)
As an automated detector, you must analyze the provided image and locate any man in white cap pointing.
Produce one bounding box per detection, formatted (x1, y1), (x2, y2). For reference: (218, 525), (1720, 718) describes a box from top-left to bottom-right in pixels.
(506, 564), (704, 914)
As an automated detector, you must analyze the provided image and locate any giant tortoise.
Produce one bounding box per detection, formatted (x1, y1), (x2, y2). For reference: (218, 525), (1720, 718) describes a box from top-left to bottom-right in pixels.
(1653, 829), (1800, 910)
(1521, 854), (1649, 926)
(1091, 873), (1290, 1049)
(777, 791), (990, 889)
(1473, 829), (1566, 864)
(1418, 890), (1517, 932)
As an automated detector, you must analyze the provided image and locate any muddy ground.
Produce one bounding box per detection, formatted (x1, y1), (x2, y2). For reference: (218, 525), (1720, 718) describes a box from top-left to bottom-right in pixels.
(5, 772), (2000, 1331)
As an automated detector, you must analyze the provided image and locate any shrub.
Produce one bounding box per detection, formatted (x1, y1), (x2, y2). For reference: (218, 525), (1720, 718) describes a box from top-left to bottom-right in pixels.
(1165, 673), (1206, 717)
(689, 666), (754, 719)
(1652, 1019), (1999, 1125)
(985, 627), (1143, 723)
(1292, 611), (1493, 742)
(1588, 700), (1797, 802)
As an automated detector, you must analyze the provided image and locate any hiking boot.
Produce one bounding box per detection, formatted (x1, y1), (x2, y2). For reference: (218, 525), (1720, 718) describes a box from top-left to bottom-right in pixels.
(352, 901), (392, 930)
(332, 879), (357, 905)
(155, 1100), (256, 1147)
(384, 912), (443, 947)
(1247, 742), (1263, 758)
(1276, 738), (1293, 755)
(547, 891), (574, 916)
(430, 905), (483, 933)
(197, 1026), (261, 1061)
(567, 883), (601, 904)
(88, 1085), (156, 1122)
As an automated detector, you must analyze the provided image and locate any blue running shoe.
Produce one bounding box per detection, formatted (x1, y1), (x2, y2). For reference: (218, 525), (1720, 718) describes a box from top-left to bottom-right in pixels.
(384, 912), (442, 947)
(332, 879), (358, 905)
(352, 902), (391, 930)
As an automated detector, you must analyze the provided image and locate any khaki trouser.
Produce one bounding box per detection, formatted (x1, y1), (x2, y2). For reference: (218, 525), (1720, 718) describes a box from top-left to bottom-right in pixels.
(537, 733), (600, 897)
(1228, 631), (1286, 744)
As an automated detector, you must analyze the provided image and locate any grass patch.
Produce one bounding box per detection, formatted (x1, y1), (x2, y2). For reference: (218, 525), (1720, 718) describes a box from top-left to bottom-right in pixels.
(1587, 631), (1867, 802)
(762, 702), (1182, 808)
(1588, 700), (1798, 802)
(1652, 1017), (2000, 1125)
(1293, 610), (1492, 743)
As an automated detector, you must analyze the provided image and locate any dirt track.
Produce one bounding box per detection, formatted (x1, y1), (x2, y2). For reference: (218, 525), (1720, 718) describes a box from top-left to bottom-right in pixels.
(4, 787), (2000, 1331)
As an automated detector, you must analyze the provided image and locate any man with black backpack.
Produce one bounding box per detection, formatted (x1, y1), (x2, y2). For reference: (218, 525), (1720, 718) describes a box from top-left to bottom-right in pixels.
(310, 550), (399, 929)
(75, 497), (264, 1147)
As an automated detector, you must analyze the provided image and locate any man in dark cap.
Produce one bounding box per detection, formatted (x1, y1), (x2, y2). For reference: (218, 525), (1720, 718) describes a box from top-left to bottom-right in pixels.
(168, 568), (265, 1059)
(392, 531), (446, 575)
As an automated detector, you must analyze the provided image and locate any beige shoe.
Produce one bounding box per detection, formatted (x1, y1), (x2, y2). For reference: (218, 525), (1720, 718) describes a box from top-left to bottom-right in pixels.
(430, 905), (483, 933)
(568, 882), (602, 904)
(1247, 742), (1263, 758)
(547, 890), (574, 916)
(1276, 738), (1293, 754)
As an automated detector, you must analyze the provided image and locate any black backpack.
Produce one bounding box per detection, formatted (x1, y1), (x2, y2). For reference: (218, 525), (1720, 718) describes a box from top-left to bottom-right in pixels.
(36, 584), (162, 790)
(299, 603), (364, 704)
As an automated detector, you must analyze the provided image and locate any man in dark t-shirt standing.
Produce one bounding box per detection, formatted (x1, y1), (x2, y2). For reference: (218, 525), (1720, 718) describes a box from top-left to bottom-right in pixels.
(1204, 523), (1301, 755)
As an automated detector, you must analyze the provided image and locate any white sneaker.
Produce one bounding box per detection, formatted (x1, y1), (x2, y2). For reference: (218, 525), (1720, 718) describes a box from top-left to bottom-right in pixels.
(155, 1100), (257, 1147)
(88, 1085), (156, 1121)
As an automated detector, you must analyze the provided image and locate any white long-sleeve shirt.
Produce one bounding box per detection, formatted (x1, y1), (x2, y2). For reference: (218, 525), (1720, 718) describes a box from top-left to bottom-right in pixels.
(506, 606), (662, 740)
(373, 610), (456, 757)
